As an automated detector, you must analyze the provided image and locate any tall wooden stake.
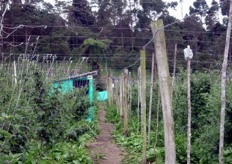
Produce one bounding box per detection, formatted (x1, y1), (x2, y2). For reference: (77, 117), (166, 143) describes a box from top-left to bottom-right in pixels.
(151, 19), (176, 164)
(137, 66), (141, 133)
(108, 71), (113, 105)
(115, 79), (119, 114)
(219, 0), (232, 163)
(187, 60), (191, 164)
(123, 69), (128, 136)
(148, 53), (155, 146)
(120, 75), (123, 117)
(128, 72), (132, 119)
(171, 43), (177, 98)
(106, 72), (109, 104)
(140, 50), (147, 164)
(154, 90), (160, 155)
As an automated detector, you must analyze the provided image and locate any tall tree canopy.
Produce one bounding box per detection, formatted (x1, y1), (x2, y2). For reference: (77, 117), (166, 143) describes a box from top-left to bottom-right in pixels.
(0, 0), (229, 69)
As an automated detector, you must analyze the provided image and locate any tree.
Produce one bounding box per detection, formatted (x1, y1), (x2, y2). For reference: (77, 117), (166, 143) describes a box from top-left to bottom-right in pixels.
(68, 0), (95, 26)
(94, 0), (113, 42)
(220, 0), (230, 17)
(136, 0), (166, 29)
(189, 0), (209, 23)
(96, 0), (112, 27)
(110, 0), (127, 49)
(205, 0), (220, 31)
(181, 16), (205, 69)
(205, 0), (226, 60)
(2, 1), (68, 55)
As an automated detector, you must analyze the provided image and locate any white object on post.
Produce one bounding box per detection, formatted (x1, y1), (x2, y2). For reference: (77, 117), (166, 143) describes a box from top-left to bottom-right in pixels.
(184, 45), (193, 61)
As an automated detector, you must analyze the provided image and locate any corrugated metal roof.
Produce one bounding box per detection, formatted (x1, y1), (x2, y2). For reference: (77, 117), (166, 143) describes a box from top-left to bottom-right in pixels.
(54, 70), (98, 82)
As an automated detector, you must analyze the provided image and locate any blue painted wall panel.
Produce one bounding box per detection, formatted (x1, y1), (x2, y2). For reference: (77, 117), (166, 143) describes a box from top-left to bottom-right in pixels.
(97, 91), (108, 101)
(53, 79), (73, 94)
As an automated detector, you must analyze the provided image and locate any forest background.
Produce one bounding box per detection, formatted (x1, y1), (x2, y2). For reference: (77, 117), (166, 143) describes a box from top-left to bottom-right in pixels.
(1, 0), (230, 72)
(1, 0), (232, 163)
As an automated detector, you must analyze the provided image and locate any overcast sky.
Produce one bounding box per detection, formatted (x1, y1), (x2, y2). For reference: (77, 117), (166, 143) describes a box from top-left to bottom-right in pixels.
(44, 0), (220, 20)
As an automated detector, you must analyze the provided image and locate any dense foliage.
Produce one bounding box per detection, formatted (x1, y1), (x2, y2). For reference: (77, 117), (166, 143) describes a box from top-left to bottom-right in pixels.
(0, 61), (98, 163)
(1, 0), (232, 163)
(106, 70), (232, 163)
(0, 0), (230, 70)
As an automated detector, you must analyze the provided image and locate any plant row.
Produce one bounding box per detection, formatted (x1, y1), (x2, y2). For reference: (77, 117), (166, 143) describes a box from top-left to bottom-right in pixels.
(106, 69), (232, 163)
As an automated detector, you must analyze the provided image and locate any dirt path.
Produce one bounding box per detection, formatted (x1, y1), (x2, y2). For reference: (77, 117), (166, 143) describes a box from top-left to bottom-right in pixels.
(88, 110), (125, 164)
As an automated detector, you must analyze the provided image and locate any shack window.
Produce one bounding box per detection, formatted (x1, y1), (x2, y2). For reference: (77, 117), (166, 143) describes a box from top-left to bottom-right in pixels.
(73, 79), (89, 88)
(73, 79), (89, 95)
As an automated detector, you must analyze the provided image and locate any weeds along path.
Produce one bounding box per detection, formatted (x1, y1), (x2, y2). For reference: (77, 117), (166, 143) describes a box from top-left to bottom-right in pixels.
(89, 109), (125, 164)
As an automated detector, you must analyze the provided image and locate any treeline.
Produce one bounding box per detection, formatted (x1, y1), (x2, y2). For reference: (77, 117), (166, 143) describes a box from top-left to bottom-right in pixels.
(0, 0), (230, 70)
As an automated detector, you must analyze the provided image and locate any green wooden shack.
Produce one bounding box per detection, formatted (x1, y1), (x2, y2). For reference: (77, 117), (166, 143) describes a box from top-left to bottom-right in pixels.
(52, 70), (98, 121)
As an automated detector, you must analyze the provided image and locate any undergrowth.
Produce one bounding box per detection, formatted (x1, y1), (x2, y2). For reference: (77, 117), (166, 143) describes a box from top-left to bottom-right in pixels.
(0, 62), (100, 163)
(105, 105), (164, 164)
(105, 70), (232, 163)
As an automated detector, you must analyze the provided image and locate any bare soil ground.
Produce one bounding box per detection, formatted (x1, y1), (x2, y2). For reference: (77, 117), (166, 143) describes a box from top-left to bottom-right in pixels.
(88, 109), (125, 164)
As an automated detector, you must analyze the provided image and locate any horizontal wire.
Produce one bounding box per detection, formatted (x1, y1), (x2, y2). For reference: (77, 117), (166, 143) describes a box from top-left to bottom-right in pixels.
(0, 51), (224, 58)
(1, 38), (228, 46)
(3, 31), (227, 38)
(1, 24), (227, 36)
(0, 1), (182, 5)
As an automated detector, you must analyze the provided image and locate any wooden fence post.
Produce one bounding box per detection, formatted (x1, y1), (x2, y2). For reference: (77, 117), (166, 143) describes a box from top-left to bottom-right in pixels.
(154, 90), (160, 155)
(115, 79), (120, 114)
(171, 43), (177, 99)
(107, 72), (109, 104)
(151, 19), (176, 164)
(148, 52), (155, 146)
(108, 70), (113, 105)
(140, 50), (147, 164)
(184, 45), (194, 164)
(219, 0), (232, 163)
(123, 69), (128, 136)
(120, 75), (123, 117)
(187, 59), (192, 164)
(137, 66), (141, 132)
(128, 72), (132, 119)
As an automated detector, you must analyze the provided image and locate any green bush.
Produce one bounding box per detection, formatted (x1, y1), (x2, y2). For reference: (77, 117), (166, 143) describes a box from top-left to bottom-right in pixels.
(0, 61), (97, 163)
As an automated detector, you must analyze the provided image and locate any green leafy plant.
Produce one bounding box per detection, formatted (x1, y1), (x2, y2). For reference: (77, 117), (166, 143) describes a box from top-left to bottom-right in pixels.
(0, 61), (98, 163)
